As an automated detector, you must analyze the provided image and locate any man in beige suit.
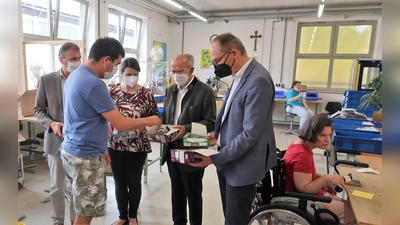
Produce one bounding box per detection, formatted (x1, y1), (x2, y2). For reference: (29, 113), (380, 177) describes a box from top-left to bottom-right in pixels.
(34, 42), (81, 225)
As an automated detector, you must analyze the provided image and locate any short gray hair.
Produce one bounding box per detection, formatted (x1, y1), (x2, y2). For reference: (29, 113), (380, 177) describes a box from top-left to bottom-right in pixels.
(185, 54), (195, 66)
(59, 42), (80, 58)
(213, 33), (247, 55)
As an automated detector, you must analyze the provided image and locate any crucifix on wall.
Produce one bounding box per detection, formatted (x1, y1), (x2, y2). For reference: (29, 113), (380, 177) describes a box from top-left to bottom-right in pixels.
(250, 30), (262, 51)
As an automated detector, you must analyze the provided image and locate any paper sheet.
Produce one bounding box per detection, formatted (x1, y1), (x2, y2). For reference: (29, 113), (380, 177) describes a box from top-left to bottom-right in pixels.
(191, 148), (219, 156)
(352, 190), (374, 199)
(191, 122), (207, 136)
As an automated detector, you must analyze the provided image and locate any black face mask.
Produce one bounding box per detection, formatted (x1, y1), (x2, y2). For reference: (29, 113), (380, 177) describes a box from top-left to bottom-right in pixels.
(214, 51), (235, 79)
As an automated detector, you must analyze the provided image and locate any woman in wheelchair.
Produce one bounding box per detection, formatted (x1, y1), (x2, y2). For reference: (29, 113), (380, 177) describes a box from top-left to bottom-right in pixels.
(283, 114), (356, 225)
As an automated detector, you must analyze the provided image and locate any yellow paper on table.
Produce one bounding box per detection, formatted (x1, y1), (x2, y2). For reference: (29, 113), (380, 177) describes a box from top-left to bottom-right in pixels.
(352, 190), (374, 199)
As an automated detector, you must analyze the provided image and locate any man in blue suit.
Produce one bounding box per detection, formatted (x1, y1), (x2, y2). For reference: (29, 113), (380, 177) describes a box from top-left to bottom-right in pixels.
(190, 33), (277, 225)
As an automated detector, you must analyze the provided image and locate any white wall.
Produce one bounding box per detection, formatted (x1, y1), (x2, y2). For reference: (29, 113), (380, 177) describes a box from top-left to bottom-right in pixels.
(182, 15), (382, 119)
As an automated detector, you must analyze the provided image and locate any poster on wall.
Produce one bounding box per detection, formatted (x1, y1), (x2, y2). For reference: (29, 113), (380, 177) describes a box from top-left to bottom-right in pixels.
(150, 41), (168, 93)
(200, 49), (212, 69)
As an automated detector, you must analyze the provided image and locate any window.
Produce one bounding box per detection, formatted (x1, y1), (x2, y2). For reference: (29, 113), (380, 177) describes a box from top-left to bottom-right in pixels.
(23, 40), (85, 90)
(22, 0), (88, 40)
(294, 21), (376, 91)
(107, 8), (143, 82)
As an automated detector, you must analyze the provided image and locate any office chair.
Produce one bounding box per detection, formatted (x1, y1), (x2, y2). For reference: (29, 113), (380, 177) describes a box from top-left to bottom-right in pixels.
(19, 121), (40, 173)
(325, 102), (342, 115)
(280, 104), (298, 135)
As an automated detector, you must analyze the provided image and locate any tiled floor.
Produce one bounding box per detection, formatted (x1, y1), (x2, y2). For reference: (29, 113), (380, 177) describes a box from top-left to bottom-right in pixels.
(18, 124), (328, 225)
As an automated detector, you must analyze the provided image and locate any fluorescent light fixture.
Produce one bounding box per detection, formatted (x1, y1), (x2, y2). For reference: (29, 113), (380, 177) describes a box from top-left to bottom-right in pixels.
(163, 0), (183, 9)
(189, 11), (208, 22)
(317, 2), (325, 18)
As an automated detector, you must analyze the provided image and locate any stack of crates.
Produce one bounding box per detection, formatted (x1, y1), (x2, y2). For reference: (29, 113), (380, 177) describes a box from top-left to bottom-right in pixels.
(157, 107), (163, 118)
(274, 90), (285, 99)
(154, 95), (165, 103)
(332, 118), (382, 154)
(342, 90), (379, 117)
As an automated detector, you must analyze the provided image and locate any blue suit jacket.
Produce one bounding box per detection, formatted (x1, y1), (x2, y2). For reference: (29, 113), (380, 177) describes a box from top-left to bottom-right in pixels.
(211, 59), (277, 187)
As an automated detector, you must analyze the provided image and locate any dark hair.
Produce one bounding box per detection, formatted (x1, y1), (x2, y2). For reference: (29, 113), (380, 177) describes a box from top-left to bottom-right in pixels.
(59, 42), (80, 58)
(213, 33), (247, 55)
(291, 80), (301, 88)
(298, 114), (333, 143)
(120, 57), (141, 73)
(88, 37), (125, 62)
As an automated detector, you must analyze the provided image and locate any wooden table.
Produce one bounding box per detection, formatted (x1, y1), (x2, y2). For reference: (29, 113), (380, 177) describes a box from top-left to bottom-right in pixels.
(337, 153), (382, 225)
(274, 98), (323, 114)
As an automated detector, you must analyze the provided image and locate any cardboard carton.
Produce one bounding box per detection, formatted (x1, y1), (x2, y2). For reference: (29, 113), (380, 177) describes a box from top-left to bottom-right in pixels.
(299, 84), (307, 92)
(20, 89), (37, 117)
(146, 124), (179, 144)
(170, 148), (219, 164)
(182, 123), (210, 148)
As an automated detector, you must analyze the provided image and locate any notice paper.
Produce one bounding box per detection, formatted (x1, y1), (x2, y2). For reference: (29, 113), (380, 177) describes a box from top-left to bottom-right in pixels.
(352, 190), (374, 199)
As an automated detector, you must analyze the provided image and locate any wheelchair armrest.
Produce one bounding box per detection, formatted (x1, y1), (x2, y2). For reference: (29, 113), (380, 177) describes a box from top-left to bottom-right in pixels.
(285, 191), (332, 203)
(333, 160), (369, 174)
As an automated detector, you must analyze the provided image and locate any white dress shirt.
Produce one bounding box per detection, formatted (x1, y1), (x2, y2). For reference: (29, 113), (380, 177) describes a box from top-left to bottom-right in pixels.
(173, 75), (195, 125)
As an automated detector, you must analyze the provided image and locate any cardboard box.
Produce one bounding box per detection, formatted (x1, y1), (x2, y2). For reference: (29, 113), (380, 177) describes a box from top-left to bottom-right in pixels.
(299, 84), (307, 92)
(146, 124), (179, 144)
(170, 148), (219, 164)
(182, 123), (210, 148)
(20, 89), (37, 117)
(170, 149), (199, 164)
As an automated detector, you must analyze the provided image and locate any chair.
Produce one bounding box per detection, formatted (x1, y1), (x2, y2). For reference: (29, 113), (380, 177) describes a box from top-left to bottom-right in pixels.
(325, 102), (342, 115)
(249, 149), (340, 225)
(19, 121), (41, 173)
(280, 104), (298, 135)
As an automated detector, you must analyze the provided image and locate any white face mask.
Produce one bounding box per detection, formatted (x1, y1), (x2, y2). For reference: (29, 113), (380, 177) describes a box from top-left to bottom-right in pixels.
(104, 62), (118, 79)
(123, 76), (138, 88)
(67, 61), (81, 73)
(174, 74), (189, 86)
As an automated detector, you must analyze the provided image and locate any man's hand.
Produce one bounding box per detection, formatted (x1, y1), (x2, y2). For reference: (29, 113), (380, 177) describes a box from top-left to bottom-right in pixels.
(170, 125), (186, 142)
(104, 151), (111, 166)
(188, 154), (213, 167)
(207, 132), (216, 146)
(50, 121), (64, 137)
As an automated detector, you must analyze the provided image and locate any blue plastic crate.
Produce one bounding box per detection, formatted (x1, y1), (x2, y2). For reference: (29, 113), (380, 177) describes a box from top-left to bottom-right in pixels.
(157, 107), (163, 118)
(333, 123), (380, 133)
(343, 96), (362, 105)
(344, 90), (373, 98)
(332, 130), (382, 154)
(305, 92), (318, 101)
(332, 118), (374, 126)
(154, 95), (165, 103)
(274, 90), (285, 99)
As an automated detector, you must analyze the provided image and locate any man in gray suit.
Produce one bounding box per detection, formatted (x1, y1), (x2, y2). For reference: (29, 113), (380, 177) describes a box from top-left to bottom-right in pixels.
(190, 33), (277, 225)
(34, 42), (81, 225)
(161, 54), (216, 225)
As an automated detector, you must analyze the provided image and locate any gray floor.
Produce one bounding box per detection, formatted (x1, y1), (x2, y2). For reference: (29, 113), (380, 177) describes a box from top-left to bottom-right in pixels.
(18, 124), (328, 225)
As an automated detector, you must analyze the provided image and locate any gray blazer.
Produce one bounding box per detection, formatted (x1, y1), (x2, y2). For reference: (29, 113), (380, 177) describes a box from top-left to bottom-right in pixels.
(211, 59), (277, 187)
(161, 77), (216, 171)
(34, 71), (64, 155)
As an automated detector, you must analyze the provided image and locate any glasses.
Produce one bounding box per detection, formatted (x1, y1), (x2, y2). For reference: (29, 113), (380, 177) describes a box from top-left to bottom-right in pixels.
(169, 66), (191, 74)
(212, 50), (231, 66)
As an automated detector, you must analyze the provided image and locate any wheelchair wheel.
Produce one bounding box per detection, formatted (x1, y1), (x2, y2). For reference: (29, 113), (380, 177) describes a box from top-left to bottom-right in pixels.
(248, 203), (317, 225)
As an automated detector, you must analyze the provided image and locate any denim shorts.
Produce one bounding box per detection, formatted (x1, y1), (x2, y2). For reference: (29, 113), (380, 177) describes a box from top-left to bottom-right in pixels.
(61, 149), (107, 217)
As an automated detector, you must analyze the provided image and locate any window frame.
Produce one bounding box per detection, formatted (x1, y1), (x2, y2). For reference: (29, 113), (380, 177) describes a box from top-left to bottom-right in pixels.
(294, 21), (377, 91)
(22, 0), (88, 41)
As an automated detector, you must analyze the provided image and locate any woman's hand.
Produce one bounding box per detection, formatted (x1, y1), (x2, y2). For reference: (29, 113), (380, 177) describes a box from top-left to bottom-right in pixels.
(324, 174), (345, 189)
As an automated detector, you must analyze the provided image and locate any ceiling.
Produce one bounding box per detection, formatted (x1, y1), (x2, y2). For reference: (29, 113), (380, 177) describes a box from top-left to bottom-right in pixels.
(128, 0), (382, 23)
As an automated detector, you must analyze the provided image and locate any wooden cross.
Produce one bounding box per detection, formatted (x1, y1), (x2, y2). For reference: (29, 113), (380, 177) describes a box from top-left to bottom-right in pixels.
(250, 30), (262, 51)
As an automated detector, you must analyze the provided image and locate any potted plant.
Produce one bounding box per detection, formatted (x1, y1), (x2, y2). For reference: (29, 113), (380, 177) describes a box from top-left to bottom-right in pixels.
(359, 72), (382, 122)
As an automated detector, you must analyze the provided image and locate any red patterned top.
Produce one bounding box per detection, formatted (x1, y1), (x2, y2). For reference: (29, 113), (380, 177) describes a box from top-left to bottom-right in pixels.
(107, 85), (159, 152)
(284, 142), (324, 196)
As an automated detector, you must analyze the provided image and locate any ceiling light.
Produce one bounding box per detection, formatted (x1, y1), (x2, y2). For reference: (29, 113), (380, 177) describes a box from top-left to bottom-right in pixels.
(189, 11), (208, 22)
(163, 0), (183, 10)
(317, 2), (325, 18)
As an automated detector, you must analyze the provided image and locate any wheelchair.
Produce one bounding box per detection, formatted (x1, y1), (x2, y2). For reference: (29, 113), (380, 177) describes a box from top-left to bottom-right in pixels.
(248, 148), (367, 225)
